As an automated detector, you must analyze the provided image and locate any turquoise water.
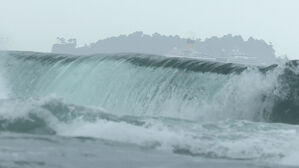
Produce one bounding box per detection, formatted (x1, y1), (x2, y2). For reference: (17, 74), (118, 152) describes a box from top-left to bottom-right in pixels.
(0, 51), (298, 167)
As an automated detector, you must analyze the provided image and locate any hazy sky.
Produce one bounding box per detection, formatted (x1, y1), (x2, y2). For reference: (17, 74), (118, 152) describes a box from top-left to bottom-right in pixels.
(1, 0), (299, 58)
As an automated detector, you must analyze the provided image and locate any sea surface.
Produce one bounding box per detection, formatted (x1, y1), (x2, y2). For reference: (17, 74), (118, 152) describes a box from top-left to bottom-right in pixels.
(0, 51), (298, 167)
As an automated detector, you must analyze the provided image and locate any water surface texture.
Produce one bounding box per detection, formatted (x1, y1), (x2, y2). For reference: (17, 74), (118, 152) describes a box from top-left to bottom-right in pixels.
(0, 51), (298, 167)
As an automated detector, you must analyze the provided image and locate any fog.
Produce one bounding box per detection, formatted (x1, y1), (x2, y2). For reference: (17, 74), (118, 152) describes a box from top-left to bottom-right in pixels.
(1, 0), (299, 59)
(0, 36), (8, 50)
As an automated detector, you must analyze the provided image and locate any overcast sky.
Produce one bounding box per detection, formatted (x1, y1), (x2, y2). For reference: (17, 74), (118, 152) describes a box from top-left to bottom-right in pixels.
(0, 0), (298, 59)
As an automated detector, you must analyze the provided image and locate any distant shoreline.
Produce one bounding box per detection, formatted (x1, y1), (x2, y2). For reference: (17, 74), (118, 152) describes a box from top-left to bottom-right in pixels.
(51, 31), (276, 65)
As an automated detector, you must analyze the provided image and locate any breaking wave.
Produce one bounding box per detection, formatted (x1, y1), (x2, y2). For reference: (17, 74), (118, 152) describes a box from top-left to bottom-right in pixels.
(0, 97), (298, 162)
(0, 51), (298, 123)
(0, 51), (299, 163)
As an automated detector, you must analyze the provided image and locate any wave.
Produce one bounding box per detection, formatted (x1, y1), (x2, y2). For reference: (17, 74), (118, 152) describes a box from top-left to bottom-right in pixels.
(0, 97), (298, 162)
(0, 97), (144, 134)
(0, 51), (298, 124)
(1, 51), (299, 163)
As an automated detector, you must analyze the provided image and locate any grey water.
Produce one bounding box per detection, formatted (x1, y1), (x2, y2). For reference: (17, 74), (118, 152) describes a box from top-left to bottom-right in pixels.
(0, 51), (298, 167)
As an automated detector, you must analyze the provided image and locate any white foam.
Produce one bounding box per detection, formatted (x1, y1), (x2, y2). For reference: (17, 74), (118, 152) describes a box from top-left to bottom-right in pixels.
(55, 117), (299, 164)
(279, 136), (299, 166)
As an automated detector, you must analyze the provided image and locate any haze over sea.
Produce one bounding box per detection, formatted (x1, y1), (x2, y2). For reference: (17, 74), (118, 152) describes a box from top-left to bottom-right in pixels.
(1, 0), (299, 167)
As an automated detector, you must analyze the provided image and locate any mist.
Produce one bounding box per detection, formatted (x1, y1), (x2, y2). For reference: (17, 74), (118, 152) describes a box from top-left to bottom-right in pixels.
(1, 0), (299, 59)
(0, 37), (8, 50)
(2, 1), (299, 167)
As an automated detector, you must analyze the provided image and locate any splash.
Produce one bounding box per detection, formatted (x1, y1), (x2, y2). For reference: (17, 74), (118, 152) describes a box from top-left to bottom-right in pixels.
(0, 51), (296, 123)
(0, 51), (299, 166)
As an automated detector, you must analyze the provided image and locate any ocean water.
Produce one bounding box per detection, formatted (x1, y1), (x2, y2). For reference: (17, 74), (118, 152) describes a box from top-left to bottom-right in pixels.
(0, 51), (298, 167)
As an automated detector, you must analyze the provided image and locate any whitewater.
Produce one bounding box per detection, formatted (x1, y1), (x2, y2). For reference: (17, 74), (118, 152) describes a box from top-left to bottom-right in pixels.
(0, 51), (298, 168)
